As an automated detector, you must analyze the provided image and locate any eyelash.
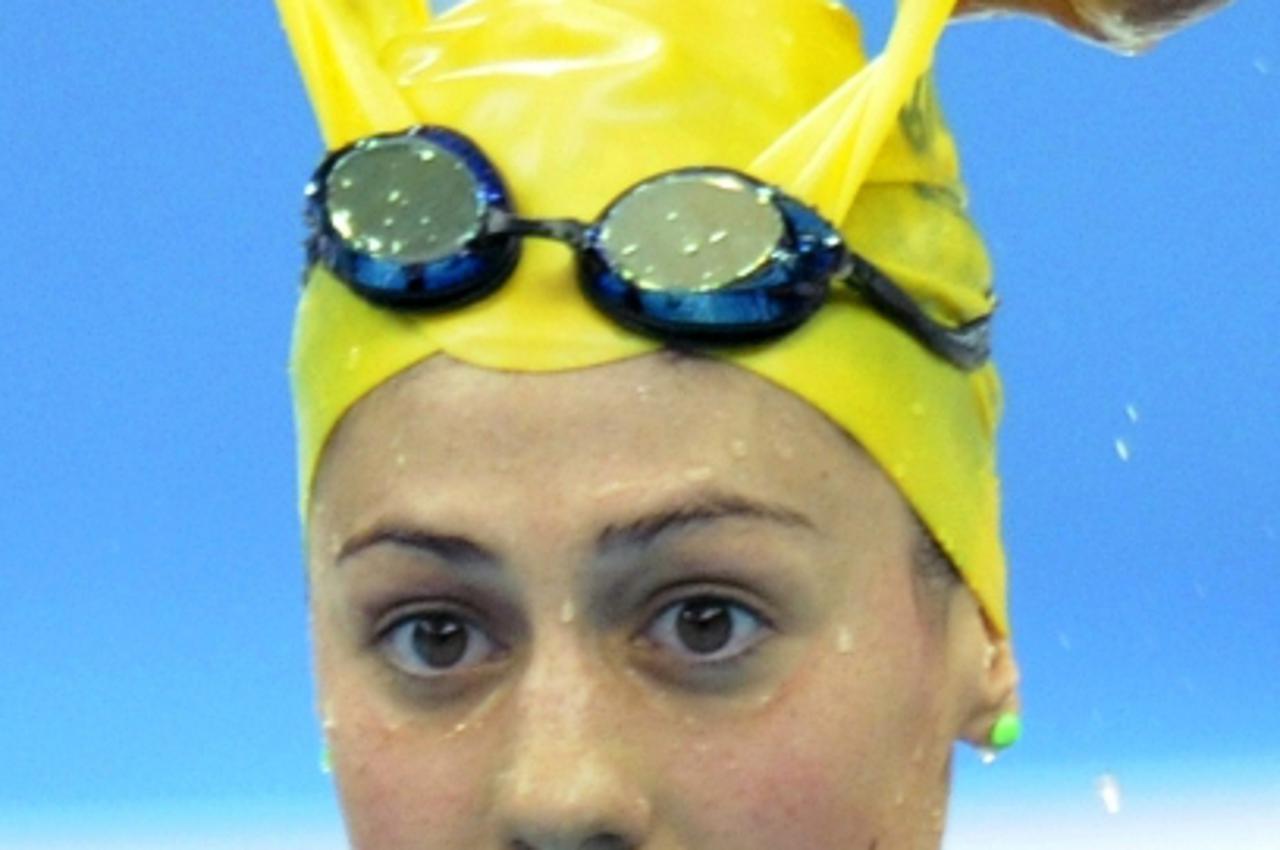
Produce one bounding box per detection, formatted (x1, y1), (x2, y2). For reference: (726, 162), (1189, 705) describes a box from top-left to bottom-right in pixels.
(374, 590), (773, 679)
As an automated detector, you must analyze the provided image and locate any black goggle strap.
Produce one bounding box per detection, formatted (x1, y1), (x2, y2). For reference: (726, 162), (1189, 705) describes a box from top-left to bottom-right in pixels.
(487, 209), (588, 247)
(841, 254), (993, 371)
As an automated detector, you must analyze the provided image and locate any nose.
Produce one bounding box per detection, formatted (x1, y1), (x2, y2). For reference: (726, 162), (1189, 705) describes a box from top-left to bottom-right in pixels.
(493, 637), (653, 850)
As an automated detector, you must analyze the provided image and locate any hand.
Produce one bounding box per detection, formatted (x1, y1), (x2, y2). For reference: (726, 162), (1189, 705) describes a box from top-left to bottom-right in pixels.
(953, 0), (1234, 52)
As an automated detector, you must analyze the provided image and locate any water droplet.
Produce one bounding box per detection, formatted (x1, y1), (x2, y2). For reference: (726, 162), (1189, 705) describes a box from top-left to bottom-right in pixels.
(620, 243), (639, 257)
(729, 439), (749, 459)
(387, 189), (403, 203)
(835, 626), (855, 655)
(1125, 403), (1141, 423)
(1114, 438), (1131, 462)
(417, 148), (438, 162)
(593, 480), (628, 499)
(1096, 773), (1123, 814)
(338, 177), (355, 190)
(383, 216), (397, 228)
(304, 181), (319, 198)
(1254, 56), (1272, 75)
(419, 215), (433, 226)
(683, 466), (714, 483)
(559, 599), (577, 624)
(363, 236), (385, 253)
(665, 210), (681, 222)
(708, 229), (728, 245)
(345, 345), (363, 368)
(754, 188), (772, 205)
(978, 747), (998, 765)
(682, 241), (701, 256)
(331, 208), (354, 237)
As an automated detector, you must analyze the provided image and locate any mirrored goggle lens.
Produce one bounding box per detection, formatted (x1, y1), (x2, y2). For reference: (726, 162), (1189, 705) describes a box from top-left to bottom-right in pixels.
(598, 171), (786, 293)
(323, 136), (484, 265)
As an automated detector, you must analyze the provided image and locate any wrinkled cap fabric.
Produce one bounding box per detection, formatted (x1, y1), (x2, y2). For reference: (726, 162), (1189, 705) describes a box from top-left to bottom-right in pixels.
(279, 0), (1009, 634)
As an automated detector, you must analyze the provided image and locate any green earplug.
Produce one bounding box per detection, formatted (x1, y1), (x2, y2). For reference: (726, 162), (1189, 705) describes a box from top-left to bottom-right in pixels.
(990, 712), (1022, 750)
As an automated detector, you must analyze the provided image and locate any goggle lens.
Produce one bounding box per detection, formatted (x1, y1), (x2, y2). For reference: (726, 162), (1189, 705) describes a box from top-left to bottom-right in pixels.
(323, 137), (483, 265)
(598, 173), (785, 293)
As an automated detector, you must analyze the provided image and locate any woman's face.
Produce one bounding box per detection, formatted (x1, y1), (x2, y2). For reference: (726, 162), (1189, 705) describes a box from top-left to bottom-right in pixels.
(307, 353), (1011, 850)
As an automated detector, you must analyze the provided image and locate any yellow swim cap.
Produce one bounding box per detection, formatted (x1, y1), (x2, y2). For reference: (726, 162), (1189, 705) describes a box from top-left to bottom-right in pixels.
(278, 0), (1008, 634)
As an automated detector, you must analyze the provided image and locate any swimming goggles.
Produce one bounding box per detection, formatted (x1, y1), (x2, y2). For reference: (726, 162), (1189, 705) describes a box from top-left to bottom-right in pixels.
(304, 126), (992, 370)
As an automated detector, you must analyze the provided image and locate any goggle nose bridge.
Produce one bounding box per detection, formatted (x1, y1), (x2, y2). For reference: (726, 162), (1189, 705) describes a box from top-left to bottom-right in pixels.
(488, 210), (590, 248)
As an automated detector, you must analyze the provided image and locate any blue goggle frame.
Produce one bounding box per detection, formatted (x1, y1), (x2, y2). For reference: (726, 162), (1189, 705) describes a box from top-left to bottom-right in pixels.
(304, 126), (992, 370)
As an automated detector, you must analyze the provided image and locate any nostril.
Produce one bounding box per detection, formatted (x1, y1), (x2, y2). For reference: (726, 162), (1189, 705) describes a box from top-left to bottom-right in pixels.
(583, 834), (630, 850)
(510, 833), (631, 850)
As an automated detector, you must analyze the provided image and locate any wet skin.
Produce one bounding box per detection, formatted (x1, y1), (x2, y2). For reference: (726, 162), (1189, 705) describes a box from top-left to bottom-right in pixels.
(306, 353), (1018, 850)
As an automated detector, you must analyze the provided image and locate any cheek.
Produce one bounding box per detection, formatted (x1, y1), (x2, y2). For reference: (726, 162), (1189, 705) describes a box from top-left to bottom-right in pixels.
(656, 698), (882, 849)
(655, 625), (952, 848)
(314, 630), (490, 850)
(329, 711), (489, 850)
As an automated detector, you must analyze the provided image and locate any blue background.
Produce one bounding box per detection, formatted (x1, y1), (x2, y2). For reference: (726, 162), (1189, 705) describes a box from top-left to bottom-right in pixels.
(1, 0), (1276, 844)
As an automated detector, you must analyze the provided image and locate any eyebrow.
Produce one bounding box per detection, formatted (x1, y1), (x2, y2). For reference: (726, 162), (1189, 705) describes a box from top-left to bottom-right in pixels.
(336, 491), (815, 569)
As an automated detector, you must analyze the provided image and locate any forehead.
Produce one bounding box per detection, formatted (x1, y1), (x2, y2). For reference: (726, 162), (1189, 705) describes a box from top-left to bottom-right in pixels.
(310, 352), (909, 542)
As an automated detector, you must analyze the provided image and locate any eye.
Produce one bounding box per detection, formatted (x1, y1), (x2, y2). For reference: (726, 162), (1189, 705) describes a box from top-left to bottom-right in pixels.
(379, 610), (501, 678)
(642, 593), (772, 667)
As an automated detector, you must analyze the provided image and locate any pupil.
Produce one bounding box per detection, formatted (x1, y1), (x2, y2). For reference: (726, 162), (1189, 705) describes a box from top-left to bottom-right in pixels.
(676, 597), (733, 654)
(412, 615), (467, 668)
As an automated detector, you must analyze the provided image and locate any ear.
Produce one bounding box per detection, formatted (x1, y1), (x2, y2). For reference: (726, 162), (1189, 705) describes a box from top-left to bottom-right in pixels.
(945, 590), (1021, 749)
(275, 0), (430, 148)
